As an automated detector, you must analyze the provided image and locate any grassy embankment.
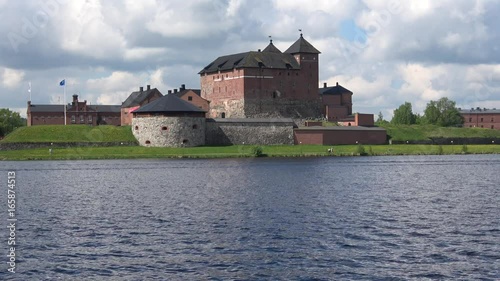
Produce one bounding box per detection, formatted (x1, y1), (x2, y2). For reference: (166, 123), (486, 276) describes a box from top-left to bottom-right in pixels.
(0, 144), (499, 160)
(1, 125), (136, 143)
(0, 124), (499, 160)
(379, 124), (500, 141)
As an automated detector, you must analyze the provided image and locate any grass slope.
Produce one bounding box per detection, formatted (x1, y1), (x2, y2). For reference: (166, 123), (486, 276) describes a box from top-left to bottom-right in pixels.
(1, 125), (136, 143)
(380, 124), (500, 141)
(0, 144), (498, 160)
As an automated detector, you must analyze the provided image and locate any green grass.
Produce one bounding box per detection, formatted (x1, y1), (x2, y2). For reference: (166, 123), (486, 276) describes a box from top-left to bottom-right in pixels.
(0, 144), (498, 161)
(1, 125), (136, 143)
(379, 124), (500, 141)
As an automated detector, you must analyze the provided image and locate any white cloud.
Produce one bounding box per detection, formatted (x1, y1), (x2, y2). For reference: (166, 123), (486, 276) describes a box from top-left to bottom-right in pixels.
(1, 67), (25, 89)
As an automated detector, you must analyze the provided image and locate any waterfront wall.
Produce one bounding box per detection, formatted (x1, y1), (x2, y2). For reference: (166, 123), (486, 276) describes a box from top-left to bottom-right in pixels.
(206, 118), (295, 145)
(132, 116), (205, 147)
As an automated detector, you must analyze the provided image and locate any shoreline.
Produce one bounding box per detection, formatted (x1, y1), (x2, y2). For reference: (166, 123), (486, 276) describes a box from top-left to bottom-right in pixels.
(0, 144), (499, 161)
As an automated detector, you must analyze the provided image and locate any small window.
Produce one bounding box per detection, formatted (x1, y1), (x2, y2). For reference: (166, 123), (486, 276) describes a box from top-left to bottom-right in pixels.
(491, 118), (494, 122)
(481, 125), (483, 128)
(188, 96), (193, 101)
(481, 118), (484, 122)
(272, 92), (277, 99)
(182, 139), (188, 144)
(71, 115), (76, 123)
(470, 125), (472, 127)
(192, 124), (198, 129)
(469, 117), (472, 122)
(134, 126), (139, 130)
(161, 126), (168, 131)
(88, 115), (92, 123)
(221, 112), (226, 118)
(145, 140), (151, 144)
(492, 125), (494, 129)
(80, 115), (84, 123)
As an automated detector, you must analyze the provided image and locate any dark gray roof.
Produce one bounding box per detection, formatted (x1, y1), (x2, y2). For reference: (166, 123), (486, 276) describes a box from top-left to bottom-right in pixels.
(284, 35), (321, 54)
(459, 108), (500, 114)
(172, 89), (202, 98)
(199, 51), (300, 74)
(29, 104), (120, 113)
(262, 41), (282, 53)
(319, 83), (353, 95)
(297, 126), (386, 131)
(91, 105), (121, 113)
(122, 88), (162, 108)
(134, 94), (206, 113)
(206, 118), (295, 124)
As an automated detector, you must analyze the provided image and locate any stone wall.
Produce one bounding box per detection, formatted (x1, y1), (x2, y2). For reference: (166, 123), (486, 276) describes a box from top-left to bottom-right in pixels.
(206, 118), (295, 146)
(132, 116), (205, 147)
(244, 99), (322, 119)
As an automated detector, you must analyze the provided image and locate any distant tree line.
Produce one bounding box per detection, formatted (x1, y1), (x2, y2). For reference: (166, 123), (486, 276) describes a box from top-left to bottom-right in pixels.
(383, 97), (463, 127)
(0, 108), (26, 137)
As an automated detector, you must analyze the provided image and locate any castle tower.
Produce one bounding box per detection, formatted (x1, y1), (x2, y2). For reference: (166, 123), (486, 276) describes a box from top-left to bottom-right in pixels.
(284, 33), (321, 101)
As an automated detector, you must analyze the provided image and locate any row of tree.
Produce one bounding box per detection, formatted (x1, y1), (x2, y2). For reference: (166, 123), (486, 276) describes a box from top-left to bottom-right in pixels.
(377, 97), (463, 127)
(0, 108), (26, 137)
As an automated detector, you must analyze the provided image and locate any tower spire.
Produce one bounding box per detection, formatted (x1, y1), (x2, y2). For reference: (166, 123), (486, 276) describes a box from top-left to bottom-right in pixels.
(299, 29), (303, 37)
(269, 35), (272, 44)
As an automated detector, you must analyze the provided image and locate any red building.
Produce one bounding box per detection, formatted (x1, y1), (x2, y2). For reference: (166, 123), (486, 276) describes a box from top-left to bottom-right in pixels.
(168, 85), (210, 115)
(121, 85), (163, 126)
(199, 34), (321, 119)
(27, 95), (120, 126)
(319, 82), (353, 121)
(460, 108), (500, 129)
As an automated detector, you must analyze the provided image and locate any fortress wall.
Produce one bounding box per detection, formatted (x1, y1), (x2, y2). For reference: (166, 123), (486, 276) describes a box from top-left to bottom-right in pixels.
(132, 116), (205, 147)
(205, 118), (295, 146)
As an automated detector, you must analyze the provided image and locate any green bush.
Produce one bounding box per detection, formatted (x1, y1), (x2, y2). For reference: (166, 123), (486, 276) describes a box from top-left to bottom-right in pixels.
(437, 145), (444, 155)
(462, 143), (468, 154)
(356, 144), (367, 156)
(251, 146), (264, 157)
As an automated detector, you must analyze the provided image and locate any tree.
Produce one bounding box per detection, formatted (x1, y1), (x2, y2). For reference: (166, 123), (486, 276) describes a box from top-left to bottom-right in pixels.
(391, 102), (416, 125)
(0, 108), (25, 137)
(375, 111), (388, 125)
(423, 97), (463, 126)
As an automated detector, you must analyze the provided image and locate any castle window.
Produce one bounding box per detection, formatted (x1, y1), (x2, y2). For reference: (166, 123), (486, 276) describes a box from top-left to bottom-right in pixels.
(469, 117), (472, 122)
(182, 139), (188, 144)
(296, 72), (299, 76)
(71, 115), (76, 123)
(192, 124), (198, 129)
(278, 72), (281, 75)
(135, 126), (139, 130)
(145, 140), (151, 144)
(188, 96), (193, 101)
(492, 117), (494, 122)
(288, 72), (290, 76)
(80, 115), (84, 123)
(161, 126), (168, 131)
(481, 118), (484, 122)
(88, 115), (92, 123)
(221, 112), (226, 118)
(481, 125), (483, 128)
(492, 125), (495, 129)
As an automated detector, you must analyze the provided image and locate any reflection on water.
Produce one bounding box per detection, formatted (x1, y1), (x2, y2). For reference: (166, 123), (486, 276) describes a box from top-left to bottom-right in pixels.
(0, 155), (499, 280)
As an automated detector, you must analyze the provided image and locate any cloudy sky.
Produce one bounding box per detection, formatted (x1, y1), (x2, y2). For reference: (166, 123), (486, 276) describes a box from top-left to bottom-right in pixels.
(1, 0), (499, 119)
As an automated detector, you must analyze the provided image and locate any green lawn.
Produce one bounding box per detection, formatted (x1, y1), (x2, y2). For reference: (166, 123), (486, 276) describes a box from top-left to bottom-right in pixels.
(379, 124), (500, 141)
(0, 144), (498, 160)
(1, 125), (136, 143)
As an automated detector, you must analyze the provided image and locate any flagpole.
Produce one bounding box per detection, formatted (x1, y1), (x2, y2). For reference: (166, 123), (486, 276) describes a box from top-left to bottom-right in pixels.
(28, 81), (32, 101)
(63, 80), (66, 125)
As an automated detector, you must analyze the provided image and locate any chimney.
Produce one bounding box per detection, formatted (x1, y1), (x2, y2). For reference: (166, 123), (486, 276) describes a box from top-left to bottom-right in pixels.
(72, 94), (78, 104)
(174, 89), (178, 93)
(336, 82), (339, 86)
(147, 85), (151, 91)
(324, 82), (327, 88)
(168, 90), (172, 94)
(140, 86), (143, 92)
(181, 84), (186, 90)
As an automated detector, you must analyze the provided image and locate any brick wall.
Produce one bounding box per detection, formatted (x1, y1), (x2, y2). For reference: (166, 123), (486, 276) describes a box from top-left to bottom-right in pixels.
(461, 112), (500, 129)
(294, 127), (387, 145)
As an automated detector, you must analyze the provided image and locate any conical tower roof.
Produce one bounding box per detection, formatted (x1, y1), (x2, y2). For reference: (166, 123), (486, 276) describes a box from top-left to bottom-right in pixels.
(262, 40), (282, 53)
(284, 34), (321, 54)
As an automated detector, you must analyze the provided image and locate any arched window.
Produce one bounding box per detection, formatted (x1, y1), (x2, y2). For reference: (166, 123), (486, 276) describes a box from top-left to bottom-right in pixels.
(134, 126), (139, 130)
(221, 112), (226, 118)
(145, 140), (151, 144)
(192, 124), (198, 129)
(161, 126), (168, 131)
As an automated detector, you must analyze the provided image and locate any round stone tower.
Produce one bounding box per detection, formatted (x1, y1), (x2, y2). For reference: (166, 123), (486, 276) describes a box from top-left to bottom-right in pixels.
(132, 94), (206, 147)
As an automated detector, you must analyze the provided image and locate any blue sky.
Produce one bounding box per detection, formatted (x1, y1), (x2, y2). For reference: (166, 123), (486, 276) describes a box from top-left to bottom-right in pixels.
(1, 0), (499, 119)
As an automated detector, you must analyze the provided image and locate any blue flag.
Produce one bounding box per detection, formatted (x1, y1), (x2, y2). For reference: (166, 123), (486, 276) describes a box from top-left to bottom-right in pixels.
(59, 79), (65, 86)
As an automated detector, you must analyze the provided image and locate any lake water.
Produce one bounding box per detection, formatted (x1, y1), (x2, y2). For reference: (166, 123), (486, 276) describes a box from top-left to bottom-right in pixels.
(0, 155), (499, 280)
